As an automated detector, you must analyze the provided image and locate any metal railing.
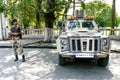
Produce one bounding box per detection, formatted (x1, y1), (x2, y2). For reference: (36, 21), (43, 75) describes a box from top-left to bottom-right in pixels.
(2, 28), (120, 39)
(99, 28), (120, 36)
(22, 28), (120, 36)
(22, 28), (60, 39)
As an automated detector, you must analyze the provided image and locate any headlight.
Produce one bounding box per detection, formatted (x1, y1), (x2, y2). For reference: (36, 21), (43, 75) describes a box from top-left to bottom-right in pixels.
(61, 38), (67, 45)
(102, 39), (107, 46)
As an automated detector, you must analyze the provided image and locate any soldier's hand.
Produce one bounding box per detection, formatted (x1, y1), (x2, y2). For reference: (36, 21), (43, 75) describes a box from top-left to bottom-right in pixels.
(21, 31), (24, 35)
(13, 33), (18, 36)
(8, 32), (13, 35)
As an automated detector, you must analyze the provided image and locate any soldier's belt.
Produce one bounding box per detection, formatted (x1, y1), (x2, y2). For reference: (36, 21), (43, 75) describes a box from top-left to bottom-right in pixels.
(13, 37), (20, 40)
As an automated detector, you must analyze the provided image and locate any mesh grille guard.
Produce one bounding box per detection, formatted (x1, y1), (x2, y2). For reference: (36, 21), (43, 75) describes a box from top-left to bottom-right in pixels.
(68, 36), (100, 53)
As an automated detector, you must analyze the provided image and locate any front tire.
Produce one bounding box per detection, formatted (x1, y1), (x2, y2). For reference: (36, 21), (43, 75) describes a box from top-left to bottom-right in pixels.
(59, 55), (66, 66)
(97, 55), (109, 67)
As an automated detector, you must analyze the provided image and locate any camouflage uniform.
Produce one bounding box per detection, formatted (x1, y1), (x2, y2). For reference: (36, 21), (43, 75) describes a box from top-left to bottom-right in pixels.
(11, 26), (25, 62)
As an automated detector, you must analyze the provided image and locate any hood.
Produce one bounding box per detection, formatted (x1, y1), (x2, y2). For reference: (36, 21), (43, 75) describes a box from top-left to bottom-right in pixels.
(66, 30), (102, 37)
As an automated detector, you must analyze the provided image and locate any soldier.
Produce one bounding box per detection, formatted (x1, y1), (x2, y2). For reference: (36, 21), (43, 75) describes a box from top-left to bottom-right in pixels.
(9, 19), (25, 62)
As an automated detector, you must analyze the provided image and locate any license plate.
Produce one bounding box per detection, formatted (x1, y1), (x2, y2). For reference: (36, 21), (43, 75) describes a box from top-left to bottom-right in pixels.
(75, 53), (94, 58)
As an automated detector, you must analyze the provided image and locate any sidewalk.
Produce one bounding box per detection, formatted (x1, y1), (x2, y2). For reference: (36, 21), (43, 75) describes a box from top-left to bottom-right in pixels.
(109, 35), (120, 53)
(0, 39), (56, 49)
(109, 35), (120, 41)
(111, 40), (120, 53)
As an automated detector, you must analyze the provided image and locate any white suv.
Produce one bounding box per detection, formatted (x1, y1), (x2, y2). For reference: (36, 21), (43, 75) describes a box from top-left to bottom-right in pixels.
(56, 17), (110, 67)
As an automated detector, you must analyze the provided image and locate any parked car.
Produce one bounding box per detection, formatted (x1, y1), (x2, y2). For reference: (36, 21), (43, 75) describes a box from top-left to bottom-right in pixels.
(56, 16), (111, 67)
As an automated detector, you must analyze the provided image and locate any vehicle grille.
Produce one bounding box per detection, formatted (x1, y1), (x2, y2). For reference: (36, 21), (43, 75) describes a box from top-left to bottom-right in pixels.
(69, 37), (100, 53)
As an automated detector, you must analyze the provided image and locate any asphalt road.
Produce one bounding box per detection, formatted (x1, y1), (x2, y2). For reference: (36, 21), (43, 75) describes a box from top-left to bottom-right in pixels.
(0, 48), (120, 80)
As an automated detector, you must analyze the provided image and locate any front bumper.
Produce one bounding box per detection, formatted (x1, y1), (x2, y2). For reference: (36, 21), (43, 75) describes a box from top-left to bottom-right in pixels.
(59, 51), (109, 59)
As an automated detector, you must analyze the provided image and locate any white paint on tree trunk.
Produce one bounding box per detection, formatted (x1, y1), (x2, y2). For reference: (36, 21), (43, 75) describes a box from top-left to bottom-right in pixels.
(44, 28), (54, 41)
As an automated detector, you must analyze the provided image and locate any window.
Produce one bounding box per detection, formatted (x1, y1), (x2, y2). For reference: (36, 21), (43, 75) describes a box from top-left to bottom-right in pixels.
(82, 22), (94, 30)
(68, 20), (80, 29)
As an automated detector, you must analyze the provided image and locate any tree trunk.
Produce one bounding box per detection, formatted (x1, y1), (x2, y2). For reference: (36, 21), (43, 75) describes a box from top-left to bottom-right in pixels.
(23, 22), (29, 34)
(23, 23), (29, 29)
(111, 0), (116, 35)
(36, 10), (40, 29)
(44, 12), (55, 42)
(36, 0), (41, 29)
(44, 0), (56, 42)
(44, 28), (54, 42)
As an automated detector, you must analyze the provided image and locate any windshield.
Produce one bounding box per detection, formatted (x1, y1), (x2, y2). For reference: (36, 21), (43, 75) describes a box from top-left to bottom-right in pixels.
(68, 20), (80, 29)
(82, 22), (94, 30)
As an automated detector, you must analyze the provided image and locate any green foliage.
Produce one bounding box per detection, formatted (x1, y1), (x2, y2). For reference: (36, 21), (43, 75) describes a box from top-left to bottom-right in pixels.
(1, 0), (120, 41)
(3, 0), (37, 28)
(42, 0), (68, 19)
(0, 1), (5, 13)
(115, 14), (120, 27)
(1, 0), (69, 28)
(85, 0), (120, 27)
(3, 0), (120, 28)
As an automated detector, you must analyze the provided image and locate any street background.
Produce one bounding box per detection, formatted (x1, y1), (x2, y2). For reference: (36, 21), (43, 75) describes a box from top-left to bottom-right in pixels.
(0, 37), (120, 80)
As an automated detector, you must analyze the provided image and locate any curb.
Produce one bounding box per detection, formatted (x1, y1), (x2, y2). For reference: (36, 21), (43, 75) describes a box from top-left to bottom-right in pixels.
(0, 46), (120, 53)
(111, 50), (120, 53)
(0, 46), (56, 49)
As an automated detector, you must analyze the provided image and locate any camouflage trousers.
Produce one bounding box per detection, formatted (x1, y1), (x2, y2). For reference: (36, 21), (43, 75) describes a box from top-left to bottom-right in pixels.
(12, 37), (24, 56)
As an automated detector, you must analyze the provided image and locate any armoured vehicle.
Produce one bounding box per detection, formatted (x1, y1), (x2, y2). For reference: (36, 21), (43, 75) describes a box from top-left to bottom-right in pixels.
(56, 15), (110, 67)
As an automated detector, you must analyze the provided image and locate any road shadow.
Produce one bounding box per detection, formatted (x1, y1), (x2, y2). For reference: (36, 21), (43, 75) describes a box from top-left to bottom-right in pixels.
(32, 49), (114, 80)
(0, 49), (26, 80)
(0, 49), (117, 80)
(44, 59), (114, 80)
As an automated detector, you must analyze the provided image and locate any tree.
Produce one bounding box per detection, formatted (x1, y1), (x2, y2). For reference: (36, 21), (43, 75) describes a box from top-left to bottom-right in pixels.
(3, 0), (36, 28)
(41, 0), (68, 42)
(63, 0), (72, 20)
(35, 0), (42, 28)
(80, 0), (86, 9)
(0, 0), (5, 13)
(2, 0), (73, 41)
(85, 0), (120, 28)
(111, 0), (116, 35)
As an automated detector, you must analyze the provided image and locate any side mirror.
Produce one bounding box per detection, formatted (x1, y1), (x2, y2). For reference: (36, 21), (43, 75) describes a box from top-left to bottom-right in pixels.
(57, 21), (63, 27)
(98, 22), (104, 27)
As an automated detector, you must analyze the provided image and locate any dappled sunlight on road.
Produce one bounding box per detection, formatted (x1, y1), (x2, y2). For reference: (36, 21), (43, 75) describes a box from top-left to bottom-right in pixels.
(0, 48), (120, 80)
(108, 53), (120, 79)
(111, 41), (120, 50)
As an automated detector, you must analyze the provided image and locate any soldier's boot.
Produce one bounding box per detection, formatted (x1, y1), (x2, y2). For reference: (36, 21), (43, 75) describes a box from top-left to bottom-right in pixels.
(22, 55), (25, 62)
(14, 55), (18, 61)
